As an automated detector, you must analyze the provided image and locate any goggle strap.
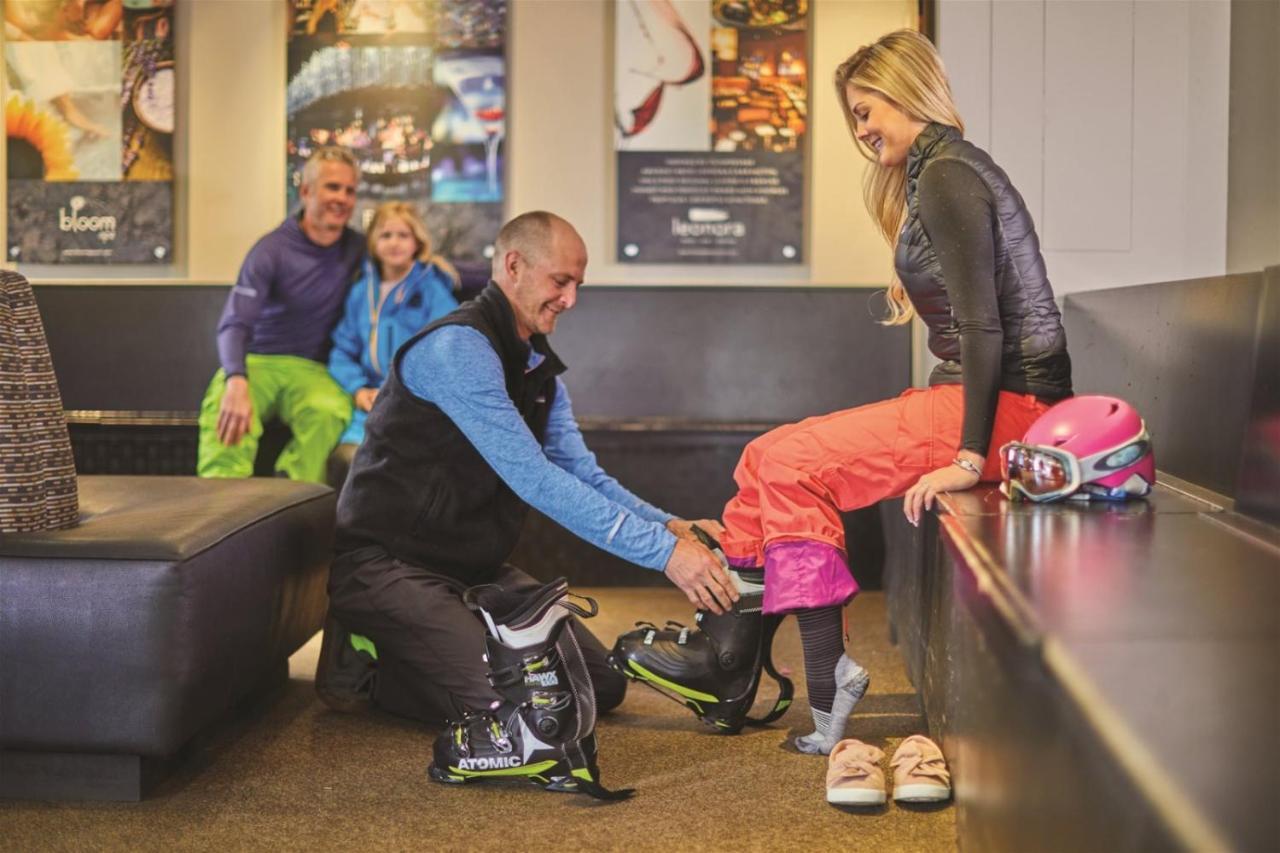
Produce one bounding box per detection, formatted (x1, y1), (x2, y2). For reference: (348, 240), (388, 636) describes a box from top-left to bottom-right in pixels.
(1075, 431), (1152, 482)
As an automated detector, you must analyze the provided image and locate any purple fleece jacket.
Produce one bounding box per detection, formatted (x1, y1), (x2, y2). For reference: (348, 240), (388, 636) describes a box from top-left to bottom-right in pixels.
(216, 215), (365, 377)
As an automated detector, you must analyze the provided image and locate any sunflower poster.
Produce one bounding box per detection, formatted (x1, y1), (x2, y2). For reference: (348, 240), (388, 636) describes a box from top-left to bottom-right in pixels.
(5, 0), (174, 265)
(286, 0), (507, 262)
(615, 0), (808, 264)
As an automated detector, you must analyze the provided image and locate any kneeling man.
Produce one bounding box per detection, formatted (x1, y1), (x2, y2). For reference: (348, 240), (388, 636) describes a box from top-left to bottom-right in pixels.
(326, 211), (735, 796)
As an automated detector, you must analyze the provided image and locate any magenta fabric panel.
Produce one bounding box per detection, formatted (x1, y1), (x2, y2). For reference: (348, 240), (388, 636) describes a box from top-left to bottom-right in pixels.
(725, 552), (759, 569)
(761, 539), (859, 614)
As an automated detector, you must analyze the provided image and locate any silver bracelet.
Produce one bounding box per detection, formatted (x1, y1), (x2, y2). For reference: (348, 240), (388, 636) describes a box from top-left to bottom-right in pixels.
(952, 457), (981, 476)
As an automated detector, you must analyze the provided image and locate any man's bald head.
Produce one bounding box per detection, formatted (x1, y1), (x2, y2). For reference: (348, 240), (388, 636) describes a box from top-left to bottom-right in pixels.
(492, 211), (587, 340)
(491, 211), (581, 281)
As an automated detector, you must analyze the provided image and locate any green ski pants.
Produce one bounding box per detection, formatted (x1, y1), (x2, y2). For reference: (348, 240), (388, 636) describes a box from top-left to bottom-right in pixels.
(197, 354), (352, 484)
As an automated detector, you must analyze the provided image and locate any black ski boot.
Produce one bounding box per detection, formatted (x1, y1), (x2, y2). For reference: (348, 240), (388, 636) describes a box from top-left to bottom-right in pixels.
(427, 578), (633, 801)
(608, 526), (794, 734)
(315, 611), (378, 712)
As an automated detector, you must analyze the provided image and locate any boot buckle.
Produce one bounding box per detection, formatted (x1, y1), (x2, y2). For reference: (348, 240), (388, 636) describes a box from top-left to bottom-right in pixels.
(490, 719), (513, 754)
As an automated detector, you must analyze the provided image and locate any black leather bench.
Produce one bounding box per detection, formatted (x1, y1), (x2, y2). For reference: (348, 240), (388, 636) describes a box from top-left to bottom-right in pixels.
(883, 266), (1280, 851)
(0, 475), (335, 801)
(885, 483), (1277, 851)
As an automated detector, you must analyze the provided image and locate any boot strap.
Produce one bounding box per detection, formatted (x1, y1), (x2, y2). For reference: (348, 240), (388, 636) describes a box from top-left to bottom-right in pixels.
(560, 592), (599, 619)
(575, 778), (635, 801)
(488, 648), (562, 689)
(743, 614), (795, 726)
(562, 744), (635, 802)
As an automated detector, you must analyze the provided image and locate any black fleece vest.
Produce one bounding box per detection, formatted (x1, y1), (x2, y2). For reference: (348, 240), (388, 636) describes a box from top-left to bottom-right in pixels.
(334, 283), (565, 579)
(895, 123), (1072, 399)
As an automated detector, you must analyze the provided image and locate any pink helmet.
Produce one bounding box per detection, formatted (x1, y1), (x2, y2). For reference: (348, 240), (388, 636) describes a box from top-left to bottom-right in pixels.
(1000, 395), (1155, 502)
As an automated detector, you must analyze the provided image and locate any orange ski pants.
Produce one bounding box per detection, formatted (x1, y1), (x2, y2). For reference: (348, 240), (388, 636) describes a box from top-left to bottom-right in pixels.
(719, 385), (1051, 613)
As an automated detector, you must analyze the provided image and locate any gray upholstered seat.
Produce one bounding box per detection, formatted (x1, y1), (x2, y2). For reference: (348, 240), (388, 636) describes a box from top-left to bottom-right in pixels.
(0, 475), (334, 801)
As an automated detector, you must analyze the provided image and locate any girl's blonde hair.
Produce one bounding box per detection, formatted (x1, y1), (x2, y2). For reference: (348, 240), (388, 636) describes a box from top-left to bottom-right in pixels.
(834, 29), (964, 325)
(368, 201), (459, 286)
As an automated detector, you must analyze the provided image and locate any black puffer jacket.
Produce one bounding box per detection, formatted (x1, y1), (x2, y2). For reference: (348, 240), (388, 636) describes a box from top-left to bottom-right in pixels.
(894, 123), (1072, 399)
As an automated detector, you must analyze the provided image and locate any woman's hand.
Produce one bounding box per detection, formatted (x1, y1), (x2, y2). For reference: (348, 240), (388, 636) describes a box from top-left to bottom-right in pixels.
(903, 458), (982, 527)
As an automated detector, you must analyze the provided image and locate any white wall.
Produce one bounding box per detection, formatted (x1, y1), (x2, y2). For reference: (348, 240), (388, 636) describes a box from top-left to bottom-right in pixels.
(7, 0), (916, 286)
(938, 0), (1232, 296)
(183, 0), (289, 288)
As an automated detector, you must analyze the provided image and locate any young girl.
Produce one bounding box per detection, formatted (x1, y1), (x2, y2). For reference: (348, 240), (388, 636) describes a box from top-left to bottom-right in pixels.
(713, 29), (1073, 754)
(328, 201), (460, 448)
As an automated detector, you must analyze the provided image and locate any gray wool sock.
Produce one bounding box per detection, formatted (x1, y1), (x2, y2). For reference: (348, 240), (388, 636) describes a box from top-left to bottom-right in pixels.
(794, 655), (870, 755)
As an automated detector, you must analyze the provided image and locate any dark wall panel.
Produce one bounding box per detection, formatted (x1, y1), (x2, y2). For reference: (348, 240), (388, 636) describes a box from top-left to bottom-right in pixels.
(550, 287), (911, 422)
(34, 284), (228, 412)
(1063, 273), (1265, 497)
(33, 284), (910, 424)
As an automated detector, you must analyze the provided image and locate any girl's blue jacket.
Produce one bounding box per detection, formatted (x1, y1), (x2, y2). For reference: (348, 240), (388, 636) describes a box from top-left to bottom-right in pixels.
(328, 258), (460, 444)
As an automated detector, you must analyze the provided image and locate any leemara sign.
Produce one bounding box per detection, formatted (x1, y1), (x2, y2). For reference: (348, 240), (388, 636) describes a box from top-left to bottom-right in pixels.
(614, 0), (808, 264)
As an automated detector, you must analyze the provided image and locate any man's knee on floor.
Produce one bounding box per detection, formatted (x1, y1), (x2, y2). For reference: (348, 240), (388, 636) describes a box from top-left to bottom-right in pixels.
(594, 665), (628, 713)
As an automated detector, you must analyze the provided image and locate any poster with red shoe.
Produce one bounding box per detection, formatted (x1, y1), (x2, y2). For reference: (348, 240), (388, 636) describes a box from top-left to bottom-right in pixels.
(616, 0), (808, 264)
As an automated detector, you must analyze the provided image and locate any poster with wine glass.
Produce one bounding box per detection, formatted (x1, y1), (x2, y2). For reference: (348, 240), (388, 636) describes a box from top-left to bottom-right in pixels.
(286, 0), (506, 263)
(615, 0), (808, 264)
(5, 0), (175, 265)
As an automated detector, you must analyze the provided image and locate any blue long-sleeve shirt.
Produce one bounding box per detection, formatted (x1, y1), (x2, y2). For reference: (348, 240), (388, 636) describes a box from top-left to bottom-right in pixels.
(400, 324), (678, 571)
(216, 216), (365, 377)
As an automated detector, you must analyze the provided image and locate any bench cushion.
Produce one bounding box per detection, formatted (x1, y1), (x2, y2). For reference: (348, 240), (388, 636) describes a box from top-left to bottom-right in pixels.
(0, 476), (330, 561)
(0, 476), (334, 757)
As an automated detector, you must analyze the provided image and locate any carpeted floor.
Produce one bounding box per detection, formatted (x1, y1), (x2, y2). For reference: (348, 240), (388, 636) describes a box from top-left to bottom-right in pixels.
(0, 590), (955, 852)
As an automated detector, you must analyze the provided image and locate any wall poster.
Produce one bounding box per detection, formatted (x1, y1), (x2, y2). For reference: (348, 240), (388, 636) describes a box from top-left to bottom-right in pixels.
(286, 0), (507, 262)
(615, 0), (808, 264)
(5, 0), (176, 264)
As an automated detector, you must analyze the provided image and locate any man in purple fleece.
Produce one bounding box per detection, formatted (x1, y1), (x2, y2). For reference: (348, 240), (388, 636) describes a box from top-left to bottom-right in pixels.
(197, 147), (365, 483)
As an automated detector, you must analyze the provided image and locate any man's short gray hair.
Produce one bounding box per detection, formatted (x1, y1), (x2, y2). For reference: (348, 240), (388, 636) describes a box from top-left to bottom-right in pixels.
(301, 146), (360, 190)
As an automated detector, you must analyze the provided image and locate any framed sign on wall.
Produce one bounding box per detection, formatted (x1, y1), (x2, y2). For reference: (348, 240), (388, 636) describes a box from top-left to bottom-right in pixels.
(5, 0), (175, 265)
(615, 0), (809, 264)
(286, 0), (507, 262)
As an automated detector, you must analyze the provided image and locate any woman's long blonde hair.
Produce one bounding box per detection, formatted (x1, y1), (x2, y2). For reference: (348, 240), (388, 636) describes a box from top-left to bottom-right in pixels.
(835, 30), (964, 325)
(367, 201), (459, 286)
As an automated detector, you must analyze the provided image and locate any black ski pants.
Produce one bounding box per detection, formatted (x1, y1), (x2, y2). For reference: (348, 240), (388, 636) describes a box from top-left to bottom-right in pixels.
(327, 547), (627, 724)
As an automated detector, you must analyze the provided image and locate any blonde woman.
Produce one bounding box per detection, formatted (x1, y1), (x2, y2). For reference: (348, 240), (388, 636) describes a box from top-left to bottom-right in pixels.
(631, 30), (1072, 758)
(328, 202), (459, 447)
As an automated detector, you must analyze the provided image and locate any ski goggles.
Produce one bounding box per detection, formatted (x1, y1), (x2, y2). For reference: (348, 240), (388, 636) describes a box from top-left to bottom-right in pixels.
(999, 429), (1152, 502)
